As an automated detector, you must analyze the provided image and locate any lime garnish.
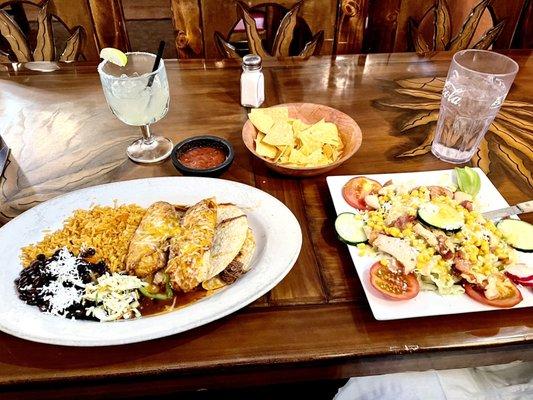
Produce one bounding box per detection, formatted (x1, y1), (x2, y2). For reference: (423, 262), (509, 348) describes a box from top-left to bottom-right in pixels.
(99, 48), (128, 67)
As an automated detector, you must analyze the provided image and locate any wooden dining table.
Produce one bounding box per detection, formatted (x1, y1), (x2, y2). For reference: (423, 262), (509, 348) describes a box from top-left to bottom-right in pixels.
(0, 50), (532, 399)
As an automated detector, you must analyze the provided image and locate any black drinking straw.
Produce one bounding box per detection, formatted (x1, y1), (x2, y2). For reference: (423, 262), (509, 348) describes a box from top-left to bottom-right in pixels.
(147, 40), (165, 87)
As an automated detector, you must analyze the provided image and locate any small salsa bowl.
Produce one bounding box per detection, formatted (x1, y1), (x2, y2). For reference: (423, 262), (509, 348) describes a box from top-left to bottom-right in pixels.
(171, 135), (234, 177)
(242, 103), (362, 177)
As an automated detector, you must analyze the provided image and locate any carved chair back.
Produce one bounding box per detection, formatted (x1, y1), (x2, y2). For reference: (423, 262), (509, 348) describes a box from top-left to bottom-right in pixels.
(364, 0), (528, 54)
(0, 0), (129, 63)
(171, 0), (366, 59)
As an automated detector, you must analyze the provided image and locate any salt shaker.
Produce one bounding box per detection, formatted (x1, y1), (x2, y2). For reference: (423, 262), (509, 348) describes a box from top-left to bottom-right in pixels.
(240, 54), (264, 108)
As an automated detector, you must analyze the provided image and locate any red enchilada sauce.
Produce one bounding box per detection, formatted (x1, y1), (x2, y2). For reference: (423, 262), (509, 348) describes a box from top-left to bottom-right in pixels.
(179, 146), (226, 170)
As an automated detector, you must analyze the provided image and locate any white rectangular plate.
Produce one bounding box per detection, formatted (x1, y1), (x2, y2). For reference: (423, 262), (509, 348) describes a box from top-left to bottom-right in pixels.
(327, 168), (532, 321)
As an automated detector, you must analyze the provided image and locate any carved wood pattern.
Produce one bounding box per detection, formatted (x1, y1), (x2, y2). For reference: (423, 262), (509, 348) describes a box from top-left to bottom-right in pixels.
(408, 18), (430, 53)
(336, 0), (367, 54)
(221, 1), (324, 59)
(214, 31), (239, 59)
(433, 0), (450, 50)
(447, 0), (490, 51)
(0, 2), (84, 62)
(472, 20), (505, 49)
(0, 8), (31, 62)
(376, 76), (533, 190)
(59, 27), (82, 62)
(236, 1), (269, 59)
(271, 1), (301, 57)
(299, 30), (324, 59)
(407, 0), (511, 54)
(33, 2), (55, 61)
(195, 0), (326, 60)
(170, 0), (204, 58)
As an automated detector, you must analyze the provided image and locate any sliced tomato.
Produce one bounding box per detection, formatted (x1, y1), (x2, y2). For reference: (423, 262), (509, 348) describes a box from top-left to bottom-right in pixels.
(464, 282), (523, 308)
(369, 261), (419, 300)
(342, 177), (382, 210)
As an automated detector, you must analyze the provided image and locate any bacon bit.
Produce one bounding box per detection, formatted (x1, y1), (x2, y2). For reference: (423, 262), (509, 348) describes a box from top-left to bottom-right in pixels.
(460, 200), (473, 211)
(437, 235), (454, 260)
(453, 250), (472, 273)
(428, 186), (453, 200)
(392, 214), (416, 229)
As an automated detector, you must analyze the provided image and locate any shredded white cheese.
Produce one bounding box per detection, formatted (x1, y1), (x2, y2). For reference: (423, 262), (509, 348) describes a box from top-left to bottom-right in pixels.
(84, 273), (147, 321)
(39, 248), (85, 316)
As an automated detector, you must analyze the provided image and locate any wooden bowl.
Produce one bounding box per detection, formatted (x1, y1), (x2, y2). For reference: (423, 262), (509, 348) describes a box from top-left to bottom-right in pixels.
(242, 103), (362, 177)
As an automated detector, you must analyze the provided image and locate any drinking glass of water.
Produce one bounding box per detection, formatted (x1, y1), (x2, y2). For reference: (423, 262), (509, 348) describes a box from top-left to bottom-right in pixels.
(98, 52), (173, 163)
(431, 50), (518, 164)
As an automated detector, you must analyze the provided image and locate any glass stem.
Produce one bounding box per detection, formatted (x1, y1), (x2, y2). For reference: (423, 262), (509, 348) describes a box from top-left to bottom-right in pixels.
(140, 125), (155, 145)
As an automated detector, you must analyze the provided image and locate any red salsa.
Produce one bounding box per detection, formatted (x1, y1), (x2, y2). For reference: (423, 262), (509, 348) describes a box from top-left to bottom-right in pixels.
(178, 146), (226, 170)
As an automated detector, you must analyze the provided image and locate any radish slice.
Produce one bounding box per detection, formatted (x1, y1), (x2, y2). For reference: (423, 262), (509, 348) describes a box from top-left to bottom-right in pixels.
(516, 279), (533, 288)
(505, 263), (533, 283)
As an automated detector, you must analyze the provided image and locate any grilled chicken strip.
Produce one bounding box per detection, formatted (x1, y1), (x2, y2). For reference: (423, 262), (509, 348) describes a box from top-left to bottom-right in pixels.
(373, 234), (419, 274)
(166, 198), (217, 292)
(126, 201), (180, 278)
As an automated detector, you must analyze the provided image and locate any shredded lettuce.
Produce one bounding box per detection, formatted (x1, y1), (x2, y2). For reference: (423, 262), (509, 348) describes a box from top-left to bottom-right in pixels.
(455, 166), (481, 197)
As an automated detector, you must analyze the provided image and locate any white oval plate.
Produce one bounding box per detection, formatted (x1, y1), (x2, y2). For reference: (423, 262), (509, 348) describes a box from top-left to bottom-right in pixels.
(0, 177), (302, 346)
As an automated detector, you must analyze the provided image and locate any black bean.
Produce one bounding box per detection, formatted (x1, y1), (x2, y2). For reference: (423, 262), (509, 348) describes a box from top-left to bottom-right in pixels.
(15, 252), (110, 321)
(79, 248), (96, 258)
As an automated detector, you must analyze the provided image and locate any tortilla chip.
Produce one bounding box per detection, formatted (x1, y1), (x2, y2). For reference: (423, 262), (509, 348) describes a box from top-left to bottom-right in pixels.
(265, 106), (289, 121)
(292, 119), (311, 134)
(255, 136), (279, 159)
(274, 145), (291, 163)
(287, 148), (307, 164)
(263, 121), (293, 146)
(308, 119), (341, 146)
(248, 109), (275, 133)
(298, 130), (323, 156)
(250, 107), (343, 168)
(323, 143), (334, 159)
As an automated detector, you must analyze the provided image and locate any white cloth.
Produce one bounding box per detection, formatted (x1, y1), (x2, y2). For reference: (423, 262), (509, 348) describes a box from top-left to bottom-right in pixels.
(333, 361), (533, 400)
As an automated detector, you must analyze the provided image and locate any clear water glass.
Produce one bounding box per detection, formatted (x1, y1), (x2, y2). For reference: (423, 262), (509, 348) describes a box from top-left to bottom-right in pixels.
(98, 52), (173, 163)
(431, 50), (518, 164)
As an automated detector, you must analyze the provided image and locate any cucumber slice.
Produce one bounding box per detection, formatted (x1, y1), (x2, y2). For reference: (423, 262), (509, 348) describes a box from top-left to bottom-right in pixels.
(497, 219), (533, 252)
(417, 202), (464, 232)
(335, 213), (368, 245)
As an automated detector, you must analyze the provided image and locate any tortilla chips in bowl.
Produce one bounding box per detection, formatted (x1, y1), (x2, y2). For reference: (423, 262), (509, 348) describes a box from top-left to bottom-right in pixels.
(242, 103), (362, 177)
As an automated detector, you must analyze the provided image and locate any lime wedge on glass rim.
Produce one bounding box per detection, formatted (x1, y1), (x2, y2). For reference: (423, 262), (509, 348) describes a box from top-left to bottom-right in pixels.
(99, 48), (128, 67)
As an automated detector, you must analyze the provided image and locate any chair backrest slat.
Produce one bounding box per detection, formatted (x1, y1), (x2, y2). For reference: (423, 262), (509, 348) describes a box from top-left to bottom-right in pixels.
(0, 0), (129, 62)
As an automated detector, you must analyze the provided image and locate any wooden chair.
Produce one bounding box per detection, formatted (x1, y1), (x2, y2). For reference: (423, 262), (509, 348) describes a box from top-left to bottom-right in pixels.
(0, 0), (130, 63)
(170, 0), (366, 59)
(364, 0), (529, 54)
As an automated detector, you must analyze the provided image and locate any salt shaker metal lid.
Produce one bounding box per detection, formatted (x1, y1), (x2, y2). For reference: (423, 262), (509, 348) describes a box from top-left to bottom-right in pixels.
(242, 54), (262, 71)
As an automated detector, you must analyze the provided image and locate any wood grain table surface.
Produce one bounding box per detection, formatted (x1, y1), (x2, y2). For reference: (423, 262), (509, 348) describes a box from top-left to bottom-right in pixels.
(0, 51), (532, 399)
